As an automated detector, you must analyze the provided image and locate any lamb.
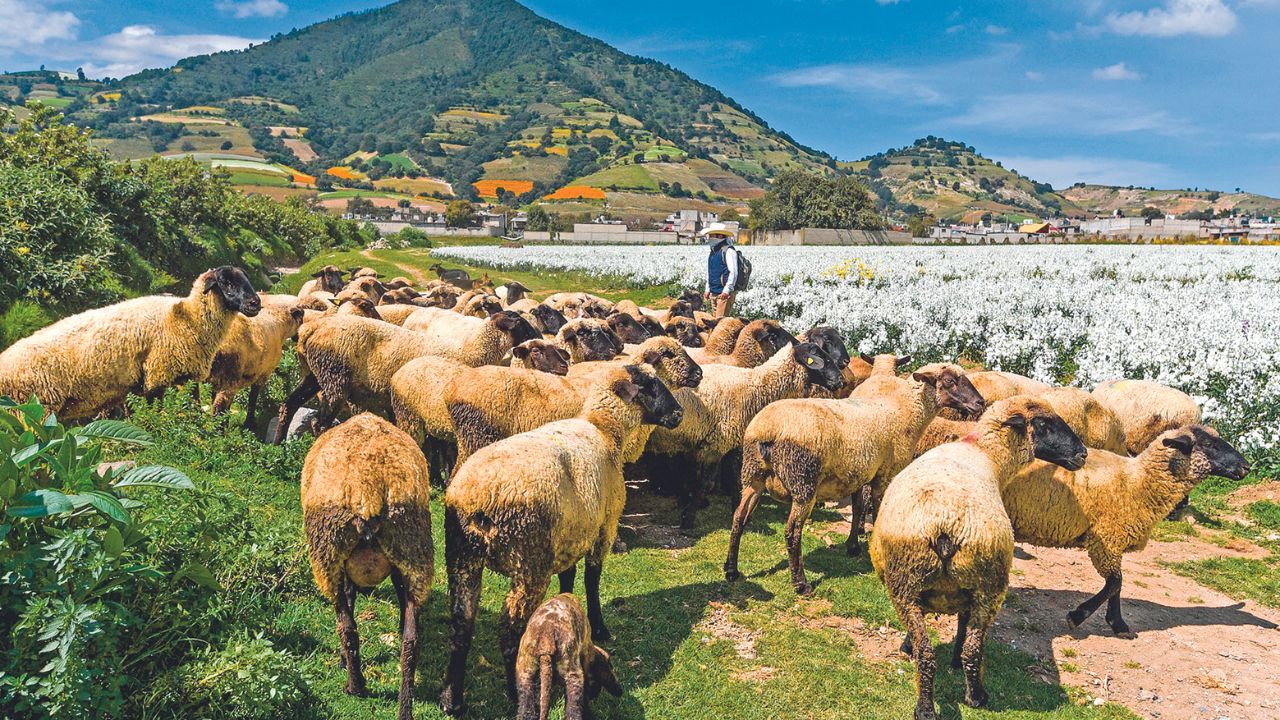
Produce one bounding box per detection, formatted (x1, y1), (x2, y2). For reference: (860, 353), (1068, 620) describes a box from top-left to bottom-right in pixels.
(869, 396), (1086, 720)
(556, 319), (625, 363)
(701, 317), (745, 355)
(662, 316), (704, 348)
(208, 298), (305, 427)
(298, 265), (345, 298)
(1004, 424), (1247, 636)
(644, 342), (845, 527)
(496, 281), (532, 307)
(439, 364), (682, 714)
(726, 363), (986, 591)
(430, 263), (473, 289)
(687, 319), (796, 368)
(272, 311), (539, 442)
(300, 413), (433, 720)
(1036, 387), (1129, 455)
(514, 593), (622, 720)
(0, 266), (261, 422)
(391, 339), (570, 485)
(1091, 379), (1202, 455)
(402, 307), (542, 365)
(446, 336), (703, 469)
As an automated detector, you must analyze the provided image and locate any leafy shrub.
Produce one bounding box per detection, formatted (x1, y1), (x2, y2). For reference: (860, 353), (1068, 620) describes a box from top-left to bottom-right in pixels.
(177, 631), (314, 720)
(0, 301), (54, 350)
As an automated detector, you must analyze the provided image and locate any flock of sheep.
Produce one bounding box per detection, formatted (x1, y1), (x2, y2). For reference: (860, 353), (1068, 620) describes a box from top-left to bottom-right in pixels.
(0, 261), (1252, 720)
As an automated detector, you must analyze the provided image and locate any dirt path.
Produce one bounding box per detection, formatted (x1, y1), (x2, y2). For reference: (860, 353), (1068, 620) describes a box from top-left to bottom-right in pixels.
(814, 509), (1280, 719)
(360, 248), (433, 286)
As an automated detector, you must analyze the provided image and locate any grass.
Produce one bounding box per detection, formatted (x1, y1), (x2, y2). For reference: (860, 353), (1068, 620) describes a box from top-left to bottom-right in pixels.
(1166, 557), (1280, 608)
(225, 171), (293, 187)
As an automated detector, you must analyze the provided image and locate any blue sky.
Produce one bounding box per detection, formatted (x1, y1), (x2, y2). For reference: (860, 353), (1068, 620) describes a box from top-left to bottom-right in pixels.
(3, 0), (1277, 194)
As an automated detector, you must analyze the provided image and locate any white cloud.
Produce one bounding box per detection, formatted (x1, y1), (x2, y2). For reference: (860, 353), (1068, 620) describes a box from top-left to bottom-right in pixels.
(992, 155), (1172, 188)
(1092, 62), (1141, 80)
(772, 64), (944, 104)
(875, 0), (904, 5)
(985, 24), (1009, 35)
(1025, 70), (1045, 81)
(942, 92), (1192, 137)
(0, 0), (79, 49)
(215, 0), (288, 19)
(1104, 0), (1237, 37)
(78, 25), (259, 78)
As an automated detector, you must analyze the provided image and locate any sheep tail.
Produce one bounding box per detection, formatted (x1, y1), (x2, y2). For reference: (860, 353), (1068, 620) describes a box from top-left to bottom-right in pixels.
(538, 654), (553, 720)
(930, 531), (958, 570)
(351, 515), (382, 543)
(757, 441), (774, 467)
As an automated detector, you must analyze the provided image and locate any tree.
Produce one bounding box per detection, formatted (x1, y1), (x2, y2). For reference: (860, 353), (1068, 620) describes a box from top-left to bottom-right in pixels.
(397, 198), (411, 208)
(907, 213), (936, 238)
(747, 170), (882, 231)
(1140, 206), (1164, 221)
(525, 205), (558, 232)
(445, 199), (476, 228)
(220, 140), (233, 150)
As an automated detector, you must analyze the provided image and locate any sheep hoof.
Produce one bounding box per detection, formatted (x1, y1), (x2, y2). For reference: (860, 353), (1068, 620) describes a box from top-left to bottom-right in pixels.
(1110, 621), (1136, 639)
(439, 689), (465, 716)
(793, 581), (814, 597)
(913, 707), (938, 720)
(343, 682), (369, 698)
(724, 568), (741, 582)
(846, 542), (862, 557)
(964, 686), (989, 708)
(1066, 609), (1088, 629)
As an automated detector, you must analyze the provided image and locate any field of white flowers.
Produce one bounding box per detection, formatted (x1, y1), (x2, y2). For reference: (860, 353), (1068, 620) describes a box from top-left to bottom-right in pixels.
(435, 244), (1280, 458)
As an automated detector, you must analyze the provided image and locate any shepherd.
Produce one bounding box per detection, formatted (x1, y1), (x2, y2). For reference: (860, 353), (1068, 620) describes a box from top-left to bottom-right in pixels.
(701, 223), (740, 318)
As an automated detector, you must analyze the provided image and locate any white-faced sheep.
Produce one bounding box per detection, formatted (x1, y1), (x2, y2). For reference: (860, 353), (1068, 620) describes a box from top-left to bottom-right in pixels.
(726, 364), (986, 592)
(208, 297), (305, 427)
(439, 364), (682, 714)
(0, 266), (261, 421)
(644, 342), (845, 528)
(869, 396), (1086, 720)
(301, 413), (433, 720)
(1091, 379), (1202, 455)
(299, 265), (346, 298)
(1004, 424), (1247, 636)
(514, 593), (622, 720)
(687, 319), (796, 368)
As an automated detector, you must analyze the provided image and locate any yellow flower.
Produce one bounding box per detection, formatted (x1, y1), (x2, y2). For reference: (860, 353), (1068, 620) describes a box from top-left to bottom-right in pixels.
(16, 246), (30, 256)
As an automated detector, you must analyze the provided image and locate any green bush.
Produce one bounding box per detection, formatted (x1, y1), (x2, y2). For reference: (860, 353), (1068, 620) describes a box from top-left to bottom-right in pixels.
(177, 631), (314, 720)
(0, 301), (54, 350)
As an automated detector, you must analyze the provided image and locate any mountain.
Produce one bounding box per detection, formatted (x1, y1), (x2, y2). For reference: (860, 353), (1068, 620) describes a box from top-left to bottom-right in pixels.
(60, 0), (832, 216)
(1059, 184), (1280, 219)
(842, 137), (1085, 222)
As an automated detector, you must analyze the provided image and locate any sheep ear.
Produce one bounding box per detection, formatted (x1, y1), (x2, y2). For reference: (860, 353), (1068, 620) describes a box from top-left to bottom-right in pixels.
(896, 355), (913, 368)
(1002, 413), (1028, 433)
(796, 345), (826, 370)
(751, 325), (769, 340)
(639, 349), (659, 365)
(494, 313), (519, 331)
(555, 348), (571, 364)
(289, 307), (305, 322)
(911, 369), (940, 387)
(1162, 433), (1194, 454)
(311, 270), (324, 278)
(512, 344), (531, 360)
(561, 327), (577, 343)
(859, 352), (875, 365)
(612, 380), (641, 402)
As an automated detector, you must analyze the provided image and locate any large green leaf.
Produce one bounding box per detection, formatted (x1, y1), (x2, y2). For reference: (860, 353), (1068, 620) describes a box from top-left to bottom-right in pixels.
(70, 491), (131, 524)
(103, 525), (124, 557)
(176, 561), (220, 590)
(77, 420), (155, 446)
(7, 489), (74, 518)
(113, 465), (194, 491)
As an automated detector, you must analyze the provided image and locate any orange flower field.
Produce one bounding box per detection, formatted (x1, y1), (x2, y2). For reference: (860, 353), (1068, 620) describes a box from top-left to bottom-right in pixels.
(472, 179), (535, 197)
(544, 185), (607, 200)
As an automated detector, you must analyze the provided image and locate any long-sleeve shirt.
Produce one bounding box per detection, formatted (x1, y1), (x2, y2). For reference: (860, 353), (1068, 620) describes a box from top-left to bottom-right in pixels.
(706, 243), (739, 295)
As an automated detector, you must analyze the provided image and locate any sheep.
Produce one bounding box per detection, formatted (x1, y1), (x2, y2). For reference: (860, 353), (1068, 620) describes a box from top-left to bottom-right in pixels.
(439, 364), (683, 714)
(644, 342), (845, 528)
(663, 316), (704, 348)
(298, 265), (345, 298)
(208, 298), (305, 427)
(966, 370), (1051, 403)
(726, 363), (986, 591)
(546, 292), (612, 319)
(659, 300), (695, 323)
(798, 326), (856, 399)
(429, 263), (474, 289)
(604, 312), (650, 345)
(496, 281), (532, 307)
(384, 276), (415, 289)
(454, 291), (503, 318)
(515, 593), (621, 720)
(335, 296), (382, 320)
(915, 416), (979, 457)
(556, 319), (625, 363)
(1036, 387), (1129, 455)
(702, 317), (745, 355)
(869, 396), (1086, 720)
(349, 267), (380, 280)
(678, 288), (704, 311)
(391, 339), (570, 485)
(272, 311), (540, 442)
(1004, 424), (1247, 637)
(297, 292), (337, 311)
(693, 311), (719, 333)
(1091, 379), (1202, 455)
(300, 413), (433, 720)
(446, 336), (703, 470)
(373, 303), (421, 327)
(402, 307), (542, 365)
(337, 276), (388, 306)
(0, 266), (261, 422)
(687, 319), (796, 368)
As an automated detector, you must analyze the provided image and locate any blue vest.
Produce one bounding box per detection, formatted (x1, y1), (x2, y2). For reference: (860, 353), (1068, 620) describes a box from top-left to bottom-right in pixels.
(708, 242), (732, 294)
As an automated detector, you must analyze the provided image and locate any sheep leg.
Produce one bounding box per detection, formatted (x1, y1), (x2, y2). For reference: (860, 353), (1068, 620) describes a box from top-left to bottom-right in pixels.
(394, 569), (420, 720)
(723, 483), (762, 582)
(785, 495), (819, 596)
(951, 609), (970, 670)
(959, 602), (995, 708)
(336, 575), (368, 697)
(500, 576), (553, 703)
(211, 390), (234, 416)
(1067, 571), (1122, 630)
(391, 568), (408, 633)
(676, 456), (710, 529)
(559, 564), (577, 594)
(584, 556), (611, 641)
(846, 487), (867, 557)
(564, 666), (587, 720)
(272, 373), (320, 444)
(1103, 571), (1133, 637)
(441, 510), (484, 716)
(242, 383), (261, 429)
(899, 601), (937, 720)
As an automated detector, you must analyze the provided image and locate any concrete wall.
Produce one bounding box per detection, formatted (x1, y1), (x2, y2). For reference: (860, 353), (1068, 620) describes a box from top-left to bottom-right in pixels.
(369, 221), (500, 237)
(523, 228), (680, 244)
(750, 228), (912, 246)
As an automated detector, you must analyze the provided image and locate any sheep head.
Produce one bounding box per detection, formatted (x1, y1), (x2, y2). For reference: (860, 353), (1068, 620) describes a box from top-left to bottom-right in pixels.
(913, 363), (985, 419)
(492, 310), (541, 346)
(587, 645), (623, 699)
(634, 337), (702, 389)
(801, 326), (851, 369)
(529, 304), (567, 335)
(1159, 425), (1250, 482)
(311, 265), (345, 293)
(615, 364), (683, 429)
(204, 266), (260, 317)
(663, 317), (703, 348)
(560, 320), (624, 362)
(793, 343), (844, 392)
(993, 396), (1087, 470)
(606, 312), (650, 344)
(512, 339), (571, 376)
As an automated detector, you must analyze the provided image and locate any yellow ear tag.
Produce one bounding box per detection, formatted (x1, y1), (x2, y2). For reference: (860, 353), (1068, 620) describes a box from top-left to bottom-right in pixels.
(806, 357), (814, 366)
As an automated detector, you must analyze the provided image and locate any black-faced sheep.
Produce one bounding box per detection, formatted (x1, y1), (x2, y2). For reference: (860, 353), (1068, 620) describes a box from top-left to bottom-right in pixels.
(209, 297), (305, 427)
(604, 312), (650, 345)
(869, 396), (1086, 720)
(0, 266), (260, 421)
(299, 265), (346, 298)
(301, 414), (432, 720)
(402, 308), (542, 365)
(496, 281), (532, 307)
(514, 593), (621, 720)
(1091, 379), (1202, 455)
(663, 316), (704, 348)
(1004, 424), (1247, 636)
(556, 319), (625, 363)
(687, 319), (795, 368)
(439, 364), (682, 714)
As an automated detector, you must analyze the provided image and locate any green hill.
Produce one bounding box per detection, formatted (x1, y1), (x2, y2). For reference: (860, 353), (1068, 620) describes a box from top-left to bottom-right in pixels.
(1060, 184), (1280, 219)
(66, 0), (831, 206)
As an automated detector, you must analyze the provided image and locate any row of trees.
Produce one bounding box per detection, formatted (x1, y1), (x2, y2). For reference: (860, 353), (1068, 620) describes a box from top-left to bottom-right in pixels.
(748, 171), (883, 231)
